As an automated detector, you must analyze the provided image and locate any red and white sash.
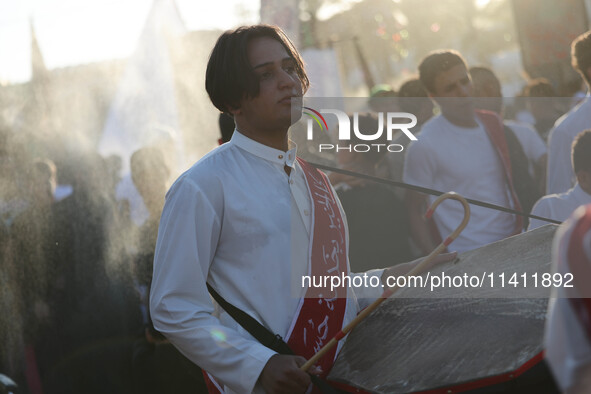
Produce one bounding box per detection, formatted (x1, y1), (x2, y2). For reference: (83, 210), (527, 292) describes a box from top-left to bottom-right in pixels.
(285, 158), (348, 377)
(204, 158), (350, 392)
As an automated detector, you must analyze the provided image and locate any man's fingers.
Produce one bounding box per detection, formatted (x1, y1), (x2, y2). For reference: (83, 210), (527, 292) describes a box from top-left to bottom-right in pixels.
(436, 251), (458, 262)
(293, 356), (308, 368)
(294, 356), (324, 376)
(260, 355), (312, 393)
(308, 365), (324, 376)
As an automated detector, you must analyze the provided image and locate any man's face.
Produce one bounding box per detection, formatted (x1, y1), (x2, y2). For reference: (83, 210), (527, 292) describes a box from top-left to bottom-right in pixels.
(430, 64), (474, 120)
(232, 36), (303, 135)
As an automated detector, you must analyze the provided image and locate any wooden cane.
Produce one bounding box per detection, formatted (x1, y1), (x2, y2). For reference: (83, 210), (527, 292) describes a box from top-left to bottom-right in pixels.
(300, 192), (471, 372)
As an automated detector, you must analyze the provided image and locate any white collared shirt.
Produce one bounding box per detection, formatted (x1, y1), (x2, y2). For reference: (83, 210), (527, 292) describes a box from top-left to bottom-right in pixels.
(547, 96), (591, 194)
(528, 184), (591, 230)
(150, 131), (383, 393)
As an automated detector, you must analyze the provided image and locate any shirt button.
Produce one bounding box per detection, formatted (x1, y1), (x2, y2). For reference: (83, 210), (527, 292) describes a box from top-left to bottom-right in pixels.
(289, 179), (294, 184)
(278, 155), (284, 159)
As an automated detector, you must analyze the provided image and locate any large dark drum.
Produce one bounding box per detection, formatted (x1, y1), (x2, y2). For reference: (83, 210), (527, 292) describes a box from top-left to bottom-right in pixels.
(329, 225), (560, 393)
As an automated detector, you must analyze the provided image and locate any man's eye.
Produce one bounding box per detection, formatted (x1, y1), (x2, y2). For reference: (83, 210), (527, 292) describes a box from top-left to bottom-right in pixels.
(285, 65), (296, 74)
(259, 71), (273, 80)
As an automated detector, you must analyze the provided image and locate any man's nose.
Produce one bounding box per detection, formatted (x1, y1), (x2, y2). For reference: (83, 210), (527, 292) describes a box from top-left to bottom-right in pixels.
(278, 69), (297, 89)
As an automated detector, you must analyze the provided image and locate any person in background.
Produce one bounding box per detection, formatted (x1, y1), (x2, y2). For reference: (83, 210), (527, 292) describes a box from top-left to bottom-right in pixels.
(547, 30), (591, 195)
(129, 146), (206, 394)
(529, 129), (591, 230)
(524, 78), (561, 143)
(386, 77), (434, 190)
(368, 83), (399, 113)
(9, 159), (57, 394)
(544, 203), (591, 393)
(562, 74), (587, 110)
(404, 51), (522, 255)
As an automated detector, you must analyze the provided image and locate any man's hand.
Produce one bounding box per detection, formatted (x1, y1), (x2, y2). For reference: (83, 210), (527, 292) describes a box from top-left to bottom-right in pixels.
(260, 354), (321, 394)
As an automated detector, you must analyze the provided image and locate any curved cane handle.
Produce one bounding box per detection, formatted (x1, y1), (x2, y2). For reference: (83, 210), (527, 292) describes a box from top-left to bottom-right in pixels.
(425, 192), (470, 248)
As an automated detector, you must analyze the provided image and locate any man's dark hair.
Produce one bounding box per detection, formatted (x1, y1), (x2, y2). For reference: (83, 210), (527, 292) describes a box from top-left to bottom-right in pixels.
(469, 66), (501, 96)
(571, 30), (591, 86)
(418, 50), (467, 93)
(205, 24), (310, 113)
(397, 78), (428, 114)
(398, 78), (428, 99)
(218, 113), (235, 143)
(525, 78), (556, 98)
(573, 129), (591, 174)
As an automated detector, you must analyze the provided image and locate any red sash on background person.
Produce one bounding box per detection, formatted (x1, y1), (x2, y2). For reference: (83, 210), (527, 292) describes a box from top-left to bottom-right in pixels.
(204, 158), (350, 393)
(476, 110), (523, 235)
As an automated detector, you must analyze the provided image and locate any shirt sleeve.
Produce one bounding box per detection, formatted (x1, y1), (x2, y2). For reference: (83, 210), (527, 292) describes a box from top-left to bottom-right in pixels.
(149, 176), (276, 393)
(547, 125), (575, 194)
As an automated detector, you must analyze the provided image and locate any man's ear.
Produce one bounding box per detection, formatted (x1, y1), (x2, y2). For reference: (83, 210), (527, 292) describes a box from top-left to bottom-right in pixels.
(227, 103), (241, 116)
(576, 169), (591, 191)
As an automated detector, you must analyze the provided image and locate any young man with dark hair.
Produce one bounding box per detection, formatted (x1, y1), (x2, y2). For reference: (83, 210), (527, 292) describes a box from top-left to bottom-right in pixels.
(529, 129), (591, 230)
(150, 25), (453, 394)
(403, 50), (522, 254)
(547, 30), (591, 194)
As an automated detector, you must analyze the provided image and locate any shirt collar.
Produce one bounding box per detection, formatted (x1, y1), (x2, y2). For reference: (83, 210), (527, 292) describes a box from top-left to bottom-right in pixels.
(230, 130), (298, 169)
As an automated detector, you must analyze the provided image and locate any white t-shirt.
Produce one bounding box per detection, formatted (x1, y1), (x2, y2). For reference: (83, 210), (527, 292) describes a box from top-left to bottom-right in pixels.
(547, 96), (591, 194)
(403, 114), (517, 253)
(150, 131), (383, 393)
(528, 184), (591, 230)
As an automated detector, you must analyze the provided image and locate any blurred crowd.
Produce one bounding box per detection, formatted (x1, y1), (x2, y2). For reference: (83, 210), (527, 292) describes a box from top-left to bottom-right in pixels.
(0, 127), (207, 393)
(1, 27), (591, 394)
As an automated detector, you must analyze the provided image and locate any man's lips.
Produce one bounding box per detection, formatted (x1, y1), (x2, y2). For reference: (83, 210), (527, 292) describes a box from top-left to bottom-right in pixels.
(279, 95), (300, 104)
